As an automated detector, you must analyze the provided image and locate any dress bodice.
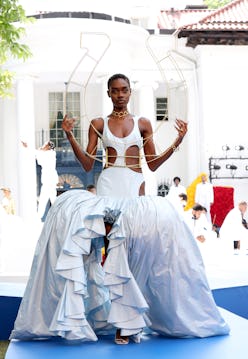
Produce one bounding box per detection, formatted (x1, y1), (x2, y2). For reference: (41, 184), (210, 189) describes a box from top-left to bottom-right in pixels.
(101, 116), (143, 167)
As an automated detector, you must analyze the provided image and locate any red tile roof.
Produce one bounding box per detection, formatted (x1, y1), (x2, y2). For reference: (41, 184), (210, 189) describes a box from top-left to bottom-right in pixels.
(158, 8), (213, 30)
(178, 0), (248, 31)
(171, 1), (248, 47)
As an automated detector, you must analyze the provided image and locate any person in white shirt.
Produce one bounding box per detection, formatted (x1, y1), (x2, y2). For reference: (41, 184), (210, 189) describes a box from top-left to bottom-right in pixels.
(167, 177), (187, 214)
(183, 204), (218, 263)
(35, 141), (59, 220)
(22, 141), (59, 220)
(183, 204), (208, 244)
(195, 174), (214, 223)
(219, 201), (248, 254)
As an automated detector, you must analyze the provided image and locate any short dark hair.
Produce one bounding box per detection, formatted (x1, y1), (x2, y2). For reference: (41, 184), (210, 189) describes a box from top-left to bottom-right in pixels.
(86, 184), (96, 191)
(107, 74), (130, 90)
(48, 141), (55, 150)
(192, 204), (204, 212)
(173, 176), (181, 182)
(179, 193), (187, 201)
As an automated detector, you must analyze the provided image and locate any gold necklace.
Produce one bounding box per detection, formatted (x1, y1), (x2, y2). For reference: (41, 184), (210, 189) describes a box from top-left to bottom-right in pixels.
(111, 110), (129, 118)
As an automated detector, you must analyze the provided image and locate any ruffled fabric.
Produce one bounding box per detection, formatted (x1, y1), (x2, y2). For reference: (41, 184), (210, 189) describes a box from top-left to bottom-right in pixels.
(119, 196), (229, 338)
(10, 191), (149, 341)
(10, 191), (230, 342)
(10, 191), (106, 341)
(103, 218), (151, 336)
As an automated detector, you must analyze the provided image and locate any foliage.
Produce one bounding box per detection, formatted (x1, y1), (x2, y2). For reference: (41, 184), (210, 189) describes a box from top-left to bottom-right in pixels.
(0, 0), (34, 98)
(203, 0), (232, 9)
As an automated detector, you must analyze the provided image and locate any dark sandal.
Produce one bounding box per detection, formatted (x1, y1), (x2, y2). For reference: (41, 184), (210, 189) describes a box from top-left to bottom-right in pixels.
(115, 329), (129, 345)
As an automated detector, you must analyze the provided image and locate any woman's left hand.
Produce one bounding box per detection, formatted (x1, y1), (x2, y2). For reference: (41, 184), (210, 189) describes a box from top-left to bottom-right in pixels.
(175, 119), (188, 138)
(62, 115), (76, 132)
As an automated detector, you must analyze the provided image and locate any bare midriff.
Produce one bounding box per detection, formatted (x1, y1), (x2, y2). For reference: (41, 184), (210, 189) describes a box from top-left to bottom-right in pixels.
(105, 145), (142, 172)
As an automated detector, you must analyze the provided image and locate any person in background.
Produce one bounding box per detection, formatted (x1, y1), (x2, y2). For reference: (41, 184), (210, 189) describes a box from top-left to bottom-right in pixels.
(167, 177), (187, 214)
(184, 204), (219, 265)
(0, 187), (16, 215)
(167, 177), (187, 200)
(179, 193), (187, 208)
(195, 173), (214, 223)
(219, 201), (248, 254)
(22, 141), (59, 221)
(183, 204), (208, 244)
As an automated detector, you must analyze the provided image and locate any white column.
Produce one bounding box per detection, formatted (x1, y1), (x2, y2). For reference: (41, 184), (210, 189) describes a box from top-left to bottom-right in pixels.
(134, 81), (158, 195)
(185, 72), (201, 184)
(16, 77), (37, 221)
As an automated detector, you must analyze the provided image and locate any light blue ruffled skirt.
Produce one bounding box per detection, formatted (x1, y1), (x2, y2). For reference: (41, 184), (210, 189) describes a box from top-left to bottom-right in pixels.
(10, 190), (230, 341)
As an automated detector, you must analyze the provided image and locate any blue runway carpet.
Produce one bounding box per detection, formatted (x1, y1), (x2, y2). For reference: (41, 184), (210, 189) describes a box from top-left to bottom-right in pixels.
(5, 309), (248, 359)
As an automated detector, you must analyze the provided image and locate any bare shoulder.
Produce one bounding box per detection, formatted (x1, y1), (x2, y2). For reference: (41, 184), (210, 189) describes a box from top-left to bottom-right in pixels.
(90, 117), (104, 134)
(138, 116), (153, 134)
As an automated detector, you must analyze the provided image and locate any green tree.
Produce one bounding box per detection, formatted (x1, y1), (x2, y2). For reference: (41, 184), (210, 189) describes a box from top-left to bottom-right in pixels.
(204, 0), (232, 9)
(0, 0), (33, 98)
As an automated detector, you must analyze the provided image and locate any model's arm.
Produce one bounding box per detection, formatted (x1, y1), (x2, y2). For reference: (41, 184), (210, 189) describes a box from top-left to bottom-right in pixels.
(140, 118), (187, 172)
(62, 115), (102, 172)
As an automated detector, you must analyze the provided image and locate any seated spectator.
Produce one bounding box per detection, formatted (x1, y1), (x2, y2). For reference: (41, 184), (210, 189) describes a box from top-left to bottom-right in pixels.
(179, 193), (187, 210)
(184, 204), (208, 243)
(219, 201), (248, 254)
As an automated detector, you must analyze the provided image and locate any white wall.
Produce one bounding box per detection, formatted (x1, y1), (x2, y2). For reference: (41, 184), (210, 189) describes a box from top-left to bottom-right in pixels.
(196, 45), (248, 204)
(0, 97), (19, 197)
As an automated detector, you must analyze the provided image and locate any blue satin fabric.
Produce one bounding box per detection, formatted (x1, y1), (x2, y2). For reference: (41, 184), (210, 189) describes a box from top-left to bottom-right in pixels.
(10, 190), (230, 341)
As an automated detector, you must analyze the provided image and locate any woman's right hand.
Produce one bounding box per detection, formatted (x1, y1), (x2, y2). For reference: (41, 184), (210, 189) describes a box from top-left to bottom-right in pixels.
(62, 115), (76, 132)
